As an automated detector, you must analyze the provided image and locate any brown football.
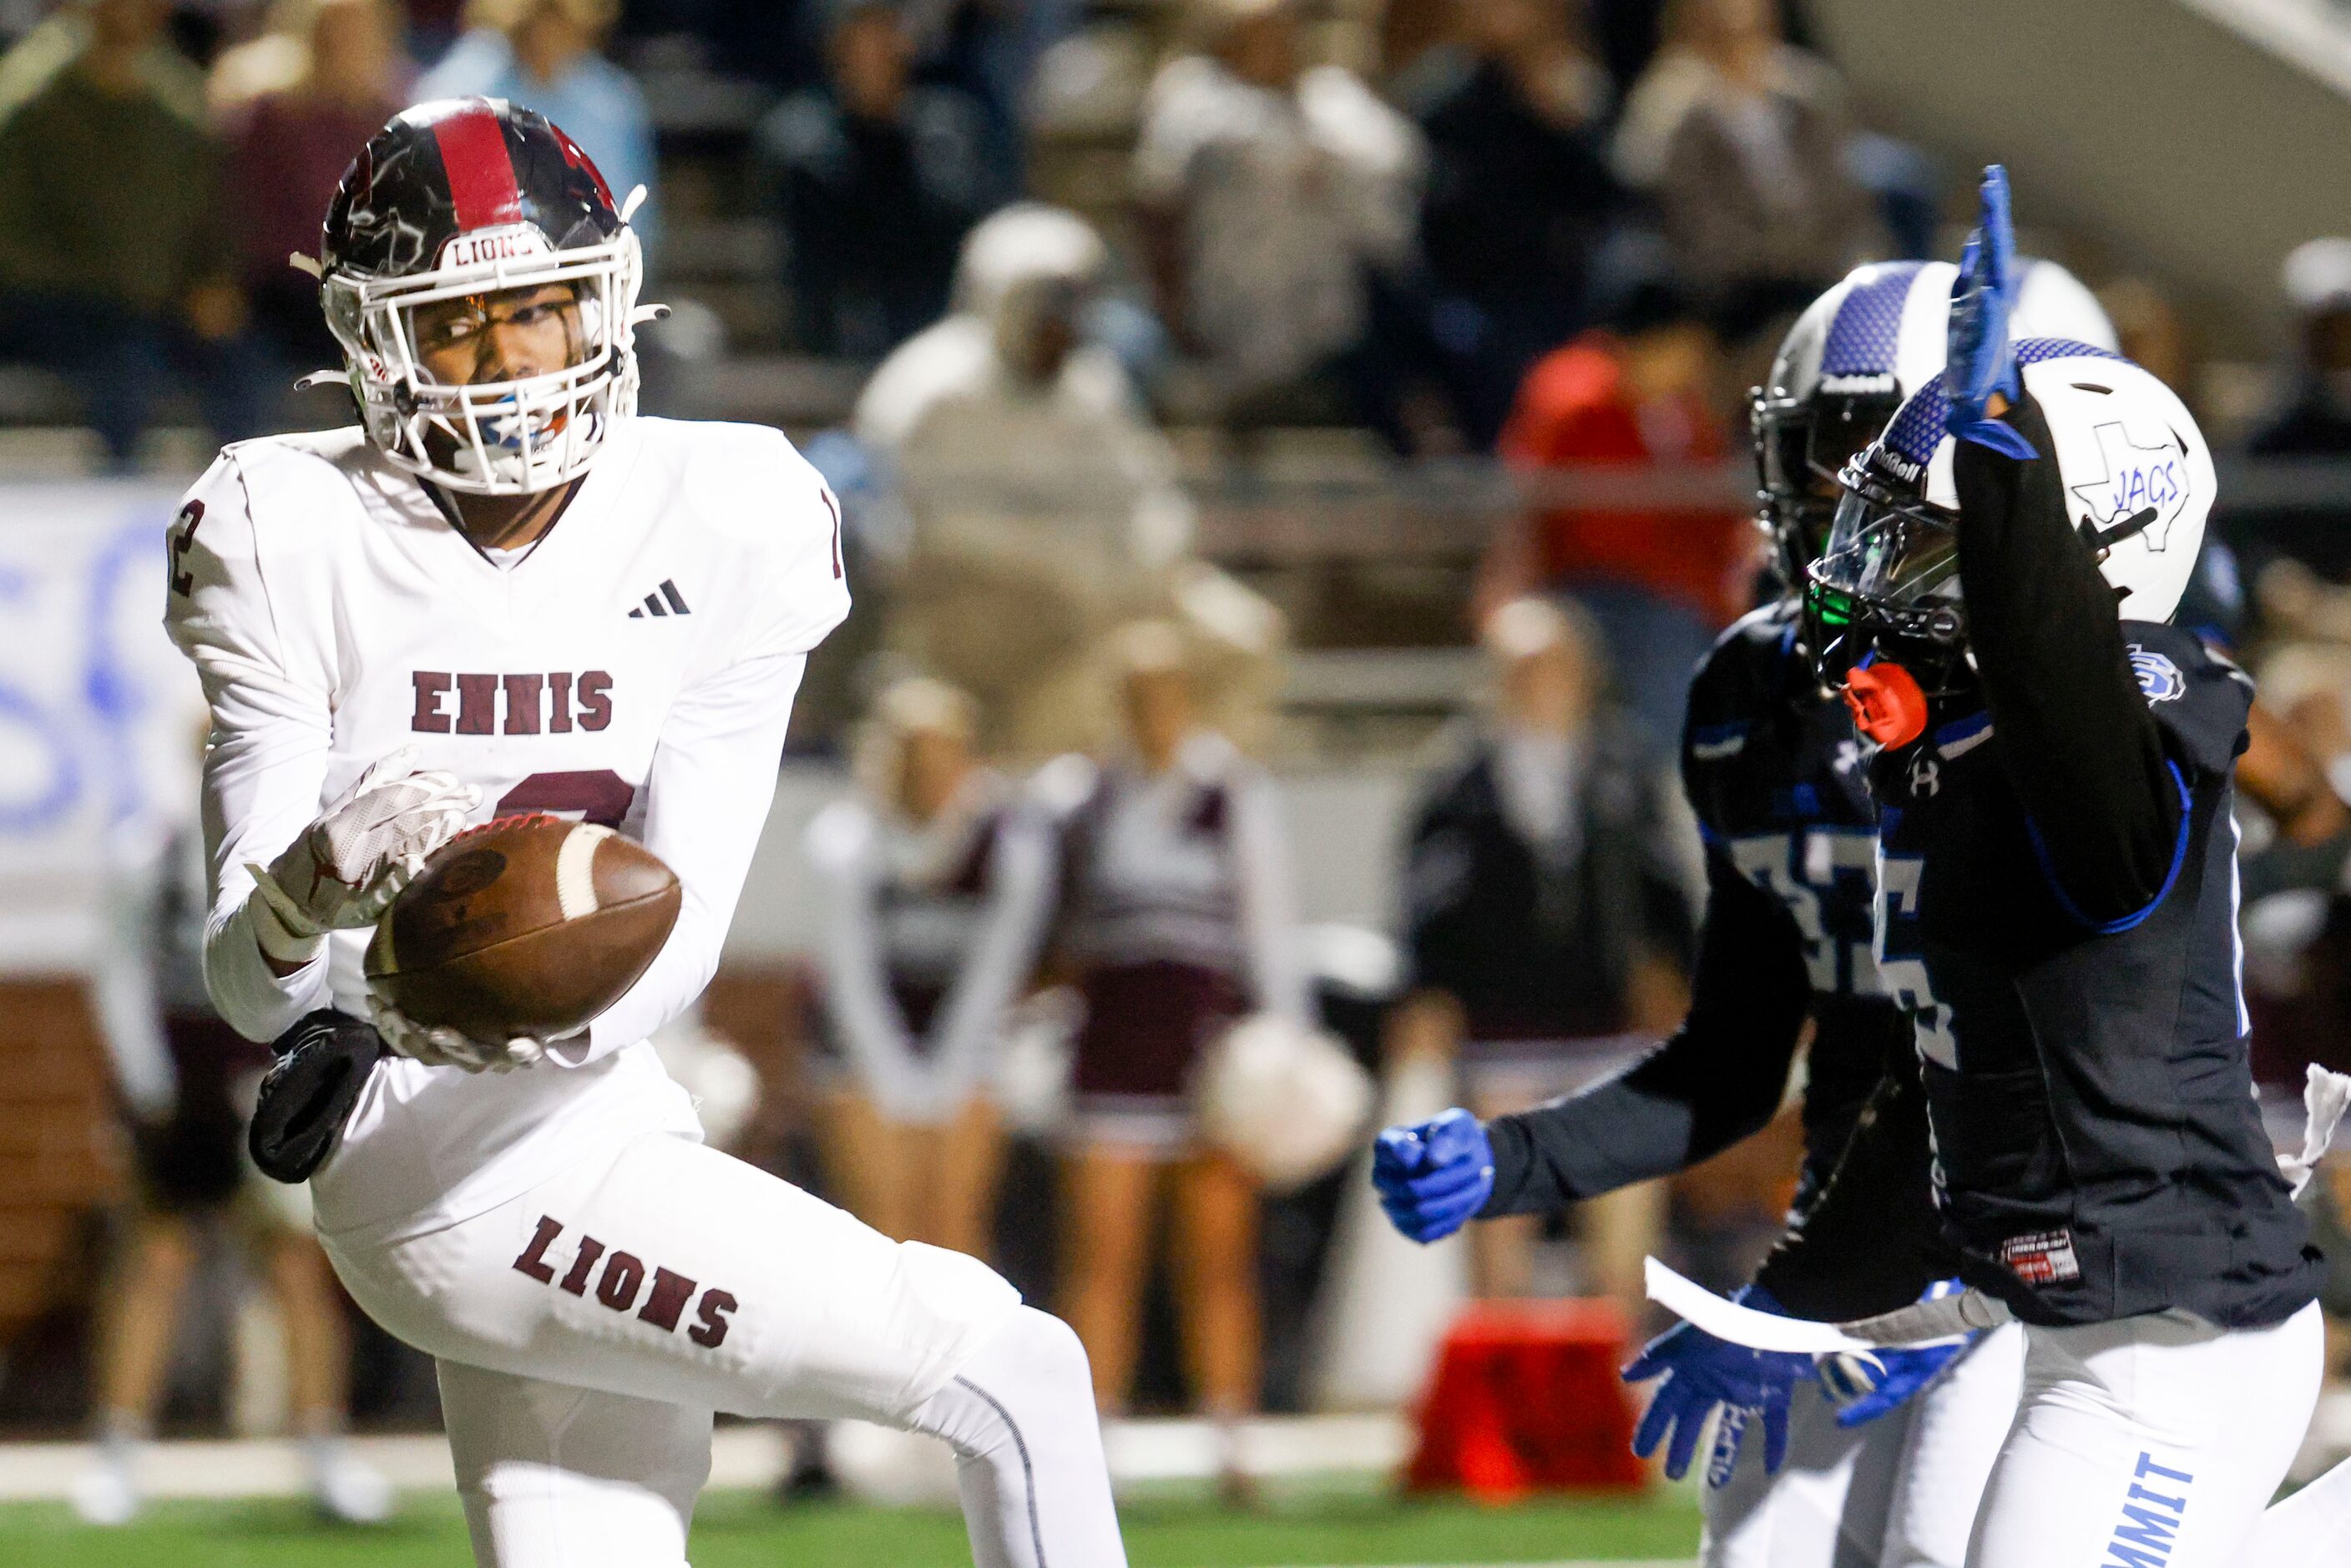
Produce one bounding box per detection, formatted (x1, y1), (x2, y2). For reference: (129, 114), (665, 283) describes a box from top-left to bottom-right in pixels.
(366, 816), (681, 1042)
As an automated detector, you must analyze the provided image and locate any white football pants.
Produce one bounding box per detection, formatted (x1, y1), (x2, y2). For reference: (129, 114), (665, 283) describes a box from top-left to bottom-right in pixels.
(322, 1131), (1127, 1567)
(1703, 1322), (2023, 1568)
(1965, 1302), (2322, 1568)
(2240, 1449), (2351, 1568)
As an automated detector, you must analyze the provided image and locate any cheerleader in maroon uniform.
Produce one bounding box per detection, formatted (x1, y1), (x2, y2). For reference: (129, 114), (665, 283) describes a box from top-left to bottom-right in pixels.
(1046, 623), (1308, 1435)
(806, 680), (1055, 1257)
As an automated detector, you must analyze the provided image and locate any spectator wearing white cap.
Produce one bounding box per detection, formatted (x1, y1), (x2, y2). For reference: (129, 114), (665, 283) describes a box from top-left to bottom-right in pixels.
(857, 204), (1199, 761)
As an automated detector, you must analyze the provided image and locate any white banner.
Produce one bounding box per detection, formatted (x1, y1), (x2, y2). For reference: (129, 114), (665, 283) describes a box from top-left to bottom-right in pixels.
(0, 482), (206, 974)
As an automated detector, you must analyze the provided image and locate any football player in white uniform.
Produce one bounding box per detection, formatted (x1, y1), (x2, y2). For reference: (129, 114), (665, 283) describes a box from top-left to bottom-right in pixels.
(164, 98), (1127, 1568)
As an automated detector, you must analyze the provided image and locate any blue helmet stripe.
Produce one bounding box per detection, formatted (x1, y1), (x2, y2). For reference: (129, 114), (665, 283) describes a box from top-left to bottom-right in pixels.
(1880, 337), (2127, 466)
(1818, 264), (1925, 378)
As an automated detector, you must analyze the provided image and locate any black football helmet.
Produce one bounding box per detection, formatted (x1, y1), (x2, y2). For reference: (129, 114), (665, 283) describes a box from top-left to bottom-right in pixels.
(319, 99), (650, 494)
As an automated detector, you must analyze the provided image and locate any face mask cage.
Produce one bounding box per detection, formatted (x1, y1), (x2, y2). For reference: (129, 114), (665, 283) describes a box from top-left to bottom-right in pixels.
(1752, 386), (1901, 591)
(322, 229), (642, 495)
(1804, 451), (1972, 688)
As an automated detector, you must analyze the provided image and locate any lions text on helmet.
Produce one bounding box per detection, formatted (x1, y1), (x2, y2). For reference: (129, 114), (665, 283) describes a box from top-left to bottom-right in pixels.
(317, 97), (661, 496)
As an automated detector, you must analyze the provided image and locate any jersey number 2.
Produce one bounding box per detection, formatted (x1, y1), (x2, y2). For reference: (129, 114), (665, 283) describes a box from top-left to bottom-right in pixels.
(167, 500), (205, 596)
(498, 770), (637, 830)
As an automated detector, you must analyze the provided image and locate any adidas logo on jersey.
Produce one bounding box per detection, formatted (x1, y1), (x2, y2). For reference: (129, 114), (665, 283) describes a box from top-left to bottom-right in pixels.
(628, 579), (691, 619)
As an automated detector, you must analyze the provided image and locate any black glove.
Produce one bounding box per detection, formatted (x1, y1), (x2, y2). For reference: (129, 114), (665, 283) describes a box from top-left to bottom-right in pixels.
(249, 1009), (384, 1183)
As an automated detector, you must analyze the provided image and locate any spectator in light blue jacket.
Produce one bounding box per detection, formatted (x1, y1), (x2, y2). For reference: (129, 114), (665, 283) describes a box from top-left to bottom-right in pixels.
(413, 0), (660, 263)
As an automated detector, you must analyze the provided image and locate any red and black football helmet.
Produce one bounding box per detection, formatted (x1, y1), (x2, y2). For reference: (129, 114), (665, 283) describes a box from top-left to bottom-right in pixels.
(319, 99), (650, 494)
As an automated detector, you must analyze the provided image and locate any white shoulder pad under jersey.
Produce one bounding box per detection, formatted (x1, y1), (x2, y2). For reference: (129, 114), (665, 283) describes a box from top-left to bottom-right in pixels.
(168, 420), (851, 695)
(164, 431), (357, 714)
(620, 417), (852, 664)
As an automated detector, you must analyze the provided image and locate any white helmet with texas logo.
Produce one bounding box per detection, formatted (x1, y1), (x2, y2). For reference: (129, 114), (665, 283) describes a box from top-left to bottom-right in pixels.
(1809, 339), (2213, 655)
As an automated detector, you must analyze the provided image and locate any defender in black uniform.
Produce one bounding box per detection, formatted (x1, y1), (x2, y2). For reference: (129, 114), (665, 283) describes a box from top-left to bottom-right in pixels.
(1373, 258), (2116, 1568)
(1789, 318), (2323, 1568)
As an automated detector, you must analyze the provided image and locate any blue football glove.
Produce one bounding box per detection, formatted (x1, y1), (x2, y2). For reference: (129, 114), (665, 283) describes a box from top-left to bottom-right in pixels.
(1818, 1278), (1979, 1429)
(1944, 164), (2038, 462)
(1370, 1108), (1494, 1243)
(1622, 1287), (1814, 1485)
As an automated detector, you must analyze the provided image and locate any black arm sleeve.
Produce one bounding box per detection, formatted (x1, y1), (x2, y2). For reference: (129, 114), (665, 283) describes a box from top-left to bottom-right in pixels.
(1953, 392), (2182, 925)
(1752, 1065), (1954, 1320)
(1478, 845), (1813, 1214)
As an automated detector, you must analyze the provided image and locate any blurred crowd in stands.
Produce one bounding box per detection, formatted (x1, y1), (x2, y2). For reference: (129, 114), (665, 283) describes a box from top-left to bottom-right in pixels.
(10, 0), (2351, 1493)
(0, 0), (1924, 463)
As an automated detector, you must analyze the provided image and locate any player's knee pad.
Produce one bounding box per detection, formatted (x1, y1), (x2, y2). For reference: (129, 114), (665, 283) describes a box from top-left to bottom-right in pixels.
(968, 1305), (1092, 1395)
(909, 1305), (1095, 1461)
(903, 1306), (1123, 1568)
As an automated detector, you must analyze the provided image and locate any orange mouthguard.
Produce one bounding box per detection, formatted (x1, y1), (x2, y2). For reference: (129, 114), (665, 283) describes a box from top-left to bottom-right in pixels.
(1843, 661), (1929, 749)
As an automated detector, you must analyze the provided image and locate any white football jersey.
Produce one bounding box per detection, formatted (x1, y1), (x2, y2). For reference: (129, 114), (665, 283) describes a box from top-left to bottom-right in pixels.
(165, 417), (849, 1242)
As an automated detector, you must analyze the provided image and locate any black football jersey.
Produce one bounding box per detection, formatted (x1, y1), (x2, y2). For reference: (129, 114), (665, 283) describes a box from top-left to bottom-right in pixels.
(1682, 601), (1917, 1206)
(1479, 604), (1918, 1224)
(1872, 620), (2320, 1328)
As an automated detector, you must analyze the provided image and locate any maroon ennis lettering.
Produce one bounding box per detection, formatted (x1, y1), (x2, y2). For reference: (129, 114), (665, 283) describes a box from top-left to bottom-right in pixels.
(454, 673), (498, 735)
(576, 671), (613, 731)
(409, 670), (614, 734)
(503, 674), (544, 734)
(412, 671), (454, 733)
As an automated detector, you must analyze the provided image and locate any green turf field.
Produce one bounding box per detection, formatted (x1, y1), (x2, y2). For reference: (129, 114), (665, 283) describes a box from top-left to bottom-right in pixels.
(0, 1481), (1703, 1566)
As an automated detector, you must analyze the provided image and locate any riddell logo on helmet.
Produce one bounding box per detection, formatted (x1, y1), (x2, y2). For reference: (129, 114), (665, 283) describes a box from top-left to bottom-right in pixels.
(438, 225), (552, 269)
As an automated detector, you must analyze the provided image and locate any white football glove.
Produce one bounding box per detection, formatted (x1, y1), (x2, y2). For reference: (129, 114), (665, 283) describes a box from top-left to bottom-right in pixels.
(367, 989), (546, 1075)
(246, 748), (478, 959)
